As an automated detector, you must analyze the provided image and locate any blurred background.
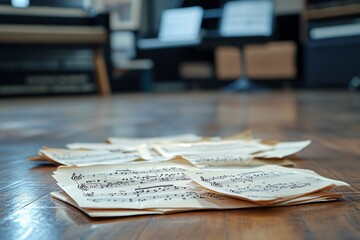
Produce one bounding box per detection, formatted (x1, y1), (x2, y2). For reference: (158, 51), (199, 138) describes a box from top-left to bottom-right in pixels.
(0, 0), (359, 96)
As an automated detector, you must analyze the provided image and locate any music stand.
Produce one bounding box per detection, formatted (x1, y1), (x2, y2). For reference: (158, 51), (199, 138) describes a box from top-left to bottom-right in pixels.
(218, 0), (274, 91)
(138, 6), (204, 49)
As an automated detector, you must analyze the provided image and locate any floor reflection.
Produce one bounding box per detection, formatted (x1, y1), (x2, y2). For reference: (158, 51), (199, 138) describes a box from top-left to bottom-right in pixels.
(216, 93), (297, 137)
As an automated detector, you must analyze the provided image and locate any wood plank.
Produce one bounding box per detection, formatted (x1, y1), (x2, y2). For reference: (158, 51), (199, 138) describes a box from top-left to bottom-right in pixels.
(298, 197), (360, 239)
(226, 207), (311, 240)
(139, 211), (226, 240)
(0, 181), (59, 219)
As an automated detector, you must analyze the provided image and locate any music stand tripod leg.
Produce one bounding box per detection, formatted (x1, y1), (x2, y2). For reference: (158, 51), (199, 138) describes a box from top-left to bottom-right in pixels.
(93, 47), (111, 96)
(223, 46), (264, 93)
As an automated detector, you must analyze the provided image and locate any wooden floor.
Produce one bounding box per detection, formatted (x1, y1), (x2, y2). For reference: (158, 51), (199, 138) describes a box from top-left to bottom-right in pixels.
(0, 90), (359, 240)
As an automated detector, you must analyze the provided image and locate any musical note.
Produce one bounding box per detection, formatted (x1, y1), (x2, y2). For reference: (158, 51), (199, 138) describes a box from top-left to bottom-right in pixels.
(53, 161), (348, 209)
(183, 154), (252, 166)
(69, 167), (190, 189)
(84, 184), (229, 203)
(186, 166), (348, 202)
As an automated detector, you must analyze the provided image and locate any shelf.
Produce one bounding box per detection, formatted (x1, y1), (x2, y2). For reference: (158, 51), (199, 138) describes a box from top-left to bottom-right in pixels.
(0, 5), (88, 17)
(305, 3), (360, 20)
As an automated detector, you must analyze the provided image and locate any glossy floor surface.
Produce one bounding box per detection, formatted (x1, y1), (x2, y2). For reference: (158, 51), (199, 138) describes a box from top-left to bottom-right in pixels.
(0, 91), (359, 240)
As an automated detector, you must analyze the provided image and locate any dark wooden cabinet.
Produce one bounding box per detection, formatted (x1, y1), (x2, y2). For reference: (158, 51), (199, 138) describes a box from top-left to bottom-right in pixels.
(302, 0), (360, 87)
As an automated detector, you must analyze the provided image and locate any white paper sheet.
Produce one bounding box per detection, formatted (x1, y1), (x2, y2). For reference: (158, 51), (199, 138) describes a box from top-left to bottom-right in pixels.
(186, 165), (348, 205)
(107, 134), (202, 151)
(53, 159), (347, 210)
(253, 140), (311, 158)
(40, 149), (140, 166)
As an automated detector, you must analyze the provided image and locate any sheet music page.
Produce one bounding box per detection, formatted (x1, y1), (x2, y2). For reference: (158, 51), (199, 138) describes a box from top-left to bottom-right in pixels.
(153, 140), (273, 158)
(66, 143), (129, 152)
(136, 145), (163, 159)
(252, 140), (311, 158)
(40, 149), (140, 166)
(158, 7), (203, 42)
(182, 154), (253, 166)
(220, 0), (273, 37)
(53, 159), (265, 209)
(139, 154), (254, 167)
(107, 134), (202, 151)
(51, 191), (176, 217)
(65, 140), (311, 163)
(186, 165), (348, 205)
(136, 144), (254, 166)
(51, 189), (341, 218)
(52, 157), (347, 210)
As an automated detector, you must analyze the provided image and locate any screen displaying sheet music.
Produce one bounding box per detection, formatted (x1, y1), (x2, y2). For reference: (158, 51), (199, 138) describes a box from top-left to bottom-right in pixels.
(220, 0), (274, 37)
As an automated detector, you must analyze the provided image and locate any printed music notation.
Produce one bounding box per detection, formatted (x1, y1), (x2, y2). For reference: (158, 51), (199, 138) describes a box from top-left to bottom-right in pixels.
(45, 133), (349, 218)
(53, 159), (348, 210)
(152, 140), (311, 161)
(83, 184), (227, 203)
(53, 159), (221, 209)
(34, 136), (311, 167)
(187, 165), (348, 203)
(183, 154), (252, 165)
(71, 166), (190, 189)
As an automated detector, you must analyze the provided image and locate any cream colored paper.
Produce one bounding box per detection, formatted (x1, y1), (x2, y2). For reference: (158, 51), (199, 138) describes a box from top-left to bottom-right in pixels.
(43, 133), (349, 218)
(153, 140), (272, 158)
(252, 140), (312, 158)
(53, 159), (249, 209)
(186, 165), (348, 205)
(152, 139), (311, 168)
(66, 143), (129, 152)
(51, 190), (341, 218)
(40, 149), (140, 166)
(137, 144), (254, 167)
(106, 134), (202, 151)
(182, 154), (253, 166)
(53, 159), (347, 210)
(51, 191), (181, 217)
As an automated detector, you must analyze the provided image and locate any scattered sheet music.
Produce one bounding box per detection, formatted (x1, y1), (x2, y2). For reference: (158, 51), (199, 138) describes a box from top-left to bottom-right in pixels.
(27, 131), (349, 218)
(51, 158), (348, 217)
(30, 132), (310, 167)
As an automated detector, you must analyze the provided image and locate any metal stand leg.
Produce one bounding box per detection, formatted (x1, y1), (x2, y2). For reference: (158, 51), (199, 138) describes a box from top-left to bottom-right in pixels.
(222, 46), (266, 93)
(141, 69), (154, 92)
(224, 77), (250, 92)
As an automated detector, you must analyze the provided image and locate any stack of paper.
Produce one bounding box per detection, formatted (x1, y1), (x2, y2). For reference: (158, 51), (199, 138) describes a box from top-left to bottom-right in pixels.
(51, 157), (348, 218)
(30, 132), (311, 167)
(28, 132), (349, 218)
